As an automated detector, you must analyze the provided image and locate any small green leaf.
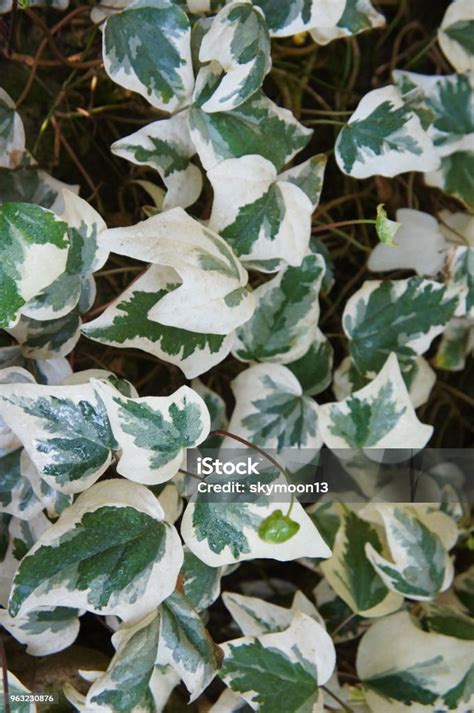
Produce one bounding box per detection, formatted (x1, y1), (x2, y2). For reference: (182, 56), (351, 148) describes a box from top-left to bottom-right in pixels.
(0, 88), (25, 169)
(375, 204), (400, 245)
(258, 509), (300, 543)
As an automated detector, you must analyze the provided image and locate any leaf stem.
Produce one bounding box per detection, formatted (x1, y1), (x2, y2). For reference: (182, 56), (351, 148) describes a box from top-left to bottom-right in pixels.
(211, 430), (288, 480)
(312, 219), (376, 234)
(0, 636), (10, 713)
(321, 685), (355, 713)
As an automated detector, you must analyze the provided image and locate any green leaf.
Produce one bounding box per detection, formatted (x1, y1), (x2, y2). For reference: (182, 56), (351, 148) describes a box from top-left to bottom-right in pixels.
(226, 363), (322, 452)
(233, 254), (325, 363)
(365, 505), (454, 600)
(0, 88), (25, 169)
(286, 328), (333, 396)
(103, 0), (194, 111)
(8, 480), (183, 621)
(111, 112), (203, 210)
(157, 590), (219, 700)
(320, 505), (403, 617)
(258, 509), (300, 543)
(335, 85), (439, 178)
(343, 276), (460, 375)
(310, 0), (386, 45)
(419, 603), (474, 641)
(357, 611), (474, 712)
(197, 1), (271, 112)
(254, 0), (345, 37)
(0, 381), (117, 494)
(375, 203), (400, 245)
(438, 0), (474, 73)
(188, 85), (312, 171)
(208, 155), (321, 269)
(93, 380), (210, 484)
(319, 353), (433, 449)
(0, 202), (69, 329)
(221, 613), (336, 712)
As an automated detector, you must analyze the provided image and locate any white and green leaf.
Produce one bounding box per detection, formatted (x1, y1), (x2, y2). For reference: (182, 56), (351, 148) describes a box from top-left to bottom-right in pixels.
(233, 254), (325, 363)
(342, 276), (460, 375)
(7, 309), (82, 360)
(111, 112), (203, 210)
(93, 379), (210, 484)
(286, 328), (333, 396)
(357, 611), (474, 712)
(197, 2), (271, 112)
(208, 155), (324, 269)
(222, 590), (323, 636)
(83, 265), (234, 379)
(438, 0), (474, 73)
(181, 546), (224, 612)
(8, 480), (183, 621)
(425, 150), (474, 211)
(189, 84), (312, 171)
(253, 0), (345, 38)
(0, 88), (25, 169)
(310, 0), (385, 46)
(0, 605), (80, 656)
(319, 353), (433, 450)
(0, 202), (69, 329)
(335, 85), (439, 178)
(0, 447), (43, 520)
(103, 0), (194, 111)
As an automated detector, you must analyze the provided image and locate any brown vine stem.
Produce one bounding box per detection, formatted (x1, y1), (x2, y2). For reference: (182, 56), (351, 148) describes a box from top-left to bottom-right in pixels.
(312, 219), (376, 234)
(211, 430), (288, 480)
(321, 685), (354, 713)
(0, 635), (11, 713)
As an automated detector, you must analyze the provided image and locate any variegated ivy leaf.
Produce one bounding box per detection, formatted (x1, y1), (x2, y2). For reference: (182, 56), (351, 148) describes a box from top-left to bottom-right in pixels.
(356, 611), (474, 712)
(320, 505), (403, 618)
(21, 190), (108, 321)
(0, 511), (50, 607)
(225, 363), (323, 454)
(0, 203), (69, 329)
(8, 480), (183, 621)
(81, 612), (166, 712)
(221, 612), (336, 712)
(97, 207), (254, 335)
(438, 209), (474, 247)
(253, 0), (345, 38)
(310, 0), (385, 46)
(286, 328), (333, 396)
(342, 277), (460, 376)
(335, 85), (439, 179)
(181, 546), (224, 611)
(20, 450), (73, 518)
(0, 606), (80, 656)
(433, 317), (474, 371)
(91, 0), (134, 26)
(364, 505), (455, 601)
(319, 353), (433, 450)
(438, 0), (474, 73)
(368, 208), (448, 276)
(209, 688), (253, 713)
(197, 2), (271, 113)
(0, 671), (36, 713)
(446, 245), (474, 319)
(233, 254), (325, 363)
(7, 308), (82, 360)
(313, 577), (368, 643)
(190, 379), (228, 449)
(425, 150), (474, 211)
(279, 154), (327, 210)
(454, 565), (474, 617)
(189, 81), (312, 171)
(0, 88), (25, 169)
(92, 379), (210, 485)
(181, 461), (331, 566)
(223, 591), (323, 636)
(156, 590), (219, 700)
(111, 112), (203, 210)
(393, 71), (474, 159)
(0, 380), (117, 494)
(418, 602), (474, 640)
(0, 158), (79, 212)
(103, 0), (194, 112)
(208, 155), (324, 269)
(0, 447), (42, 520)
(0, 366), (35, 450)
(333, 355), (436, 409)
(83, 265), (233, 378)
